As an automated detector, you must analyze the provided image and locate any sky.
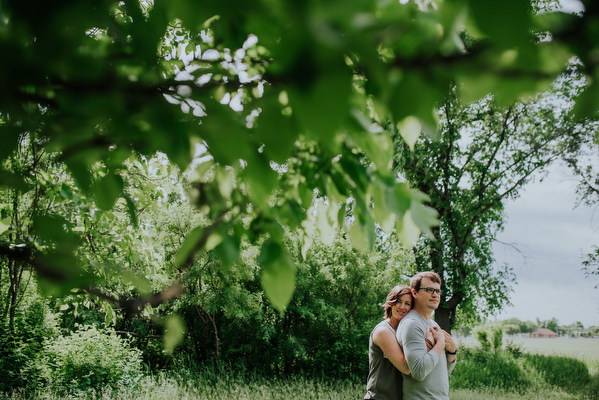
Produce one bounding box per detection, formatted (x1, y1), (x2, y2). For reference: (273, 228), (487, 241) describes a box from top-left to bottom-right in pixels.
(492, 163), (599, 328)
(488, 0), (597, 328)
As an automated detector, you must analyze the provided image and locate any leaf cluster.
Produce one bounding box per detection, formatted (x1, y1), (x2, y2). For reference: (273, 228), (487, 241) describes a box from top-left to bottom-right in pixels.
(1, 0), (597, 323)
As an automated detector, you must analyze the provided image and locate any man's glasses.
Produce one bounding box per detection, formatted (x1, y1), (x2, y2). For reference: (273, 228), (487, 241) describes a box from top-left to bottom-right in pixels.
(419, 287), (442, 296)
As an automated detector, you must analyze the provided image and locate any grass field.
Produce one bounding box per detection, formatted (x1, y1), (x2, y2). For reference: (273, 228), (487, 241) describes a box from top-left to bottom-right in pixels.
(457, 336), (599, 369)
(450, 336), (599, 400)
(7, 337), (598, 400)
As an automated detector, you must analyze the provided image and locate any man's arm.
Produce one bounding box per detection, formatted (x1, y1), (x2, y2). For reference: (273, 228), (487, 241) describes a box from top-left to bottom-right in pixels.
(398, 320), (445, 381)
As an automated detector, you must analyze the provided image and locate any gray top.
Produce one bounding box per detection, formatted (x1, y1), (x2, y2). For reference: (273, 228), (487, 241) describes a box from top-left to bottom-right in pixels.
(364, 320), (402, 400)
(396, 311), (456, 400)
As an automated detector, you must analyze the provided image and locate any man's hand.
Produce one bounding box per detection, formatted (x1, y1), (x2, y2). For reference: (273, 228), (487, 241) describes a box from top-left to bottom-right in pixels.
(442, 330), (458, 363)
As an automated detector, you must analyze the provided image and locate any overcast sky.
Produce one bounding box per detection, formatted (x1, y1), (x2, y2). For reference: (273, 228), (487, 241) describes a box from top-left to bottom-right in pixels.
(492, 163), (599, 328)
(487, 0), (595, 327)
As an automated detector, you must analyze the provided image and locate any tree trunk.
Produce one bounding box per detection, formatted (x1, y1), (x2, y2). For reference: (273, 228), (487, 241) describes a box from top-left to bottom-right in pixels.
(195, 304), (220, 372)
(434, 306), (454, 334)
(5, 258), (24, 333)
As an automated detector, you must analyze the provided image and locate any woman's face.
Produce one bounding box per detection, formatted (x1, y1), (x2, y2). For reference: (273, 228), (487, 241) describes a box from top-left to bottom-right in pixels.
(390, 293), (412, 322)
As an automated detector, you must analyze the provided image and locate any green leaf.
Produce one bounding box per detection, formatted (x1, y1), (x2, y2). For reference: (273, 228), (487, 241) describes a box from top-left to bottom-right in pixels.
(174, 226), (205, 267)
(409, 190), (439, 237)
(94, 172), (124, 211)
(205, 232), (223, 251)
(254, 93), (298, 164)
(371, 180), (396, 233)
(65, 158), (92, 191)
(277, 199), (306, 230)
(163, 314), (186, 354)
(243, 151), (279, 207)
(34, 251), (94, 296)
(349, 211), (375, 252)
(395, 210), (421, 247)
(60, 183), (73, 200)
(316, 200), (338, 246)
(120, 270), (152, 294)
(215, 234), (240, 267)
(397, 116), (422, 151)
(124, 194), (139, 228)
(103, 303), (116, 326)
(0, 217), (10, 235)
(573, 71), (599, 119)
(391, 71), (442, 134)
(34, 214), (77, 247)
(291, 60), (352, 150)
(216, 166), (235, 199)
(469, 0), (531, 47)
(258, 241), (296, 312)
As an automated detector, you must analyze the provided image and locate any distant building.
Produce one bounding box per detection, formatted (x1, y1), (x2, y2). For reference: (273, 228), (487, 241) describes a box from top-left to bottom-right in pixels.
(530, 328), (557, 338)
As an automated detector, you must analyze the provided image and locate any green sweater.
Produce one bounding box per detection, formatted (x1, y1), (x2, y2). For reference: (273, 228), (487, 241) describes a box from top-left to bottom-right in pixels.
(396, 311), (456, 400)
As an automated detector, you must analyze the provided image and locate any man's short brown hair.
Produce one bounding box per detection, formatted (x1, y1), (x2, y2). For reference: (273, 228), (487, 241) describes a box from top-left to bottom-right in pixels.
(410, 271), (442, 292)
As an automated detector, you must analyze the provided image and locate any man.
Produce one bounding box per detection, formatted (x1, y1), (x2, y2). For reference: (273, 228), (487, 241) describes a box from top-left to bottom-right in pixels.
(396, 271), (458, 400)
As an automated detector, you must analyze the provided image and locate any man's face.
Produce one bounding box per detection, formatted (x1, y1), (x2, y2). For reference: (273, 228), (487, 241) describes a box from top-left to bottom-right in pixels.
(413, 277), (441, 310)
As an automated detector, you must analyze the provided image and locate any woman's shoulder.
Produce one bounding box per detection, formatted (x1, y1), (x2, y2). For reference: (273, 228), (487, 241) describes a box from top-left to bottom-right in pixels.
(372, 320), (396, 343)
(373, 319), (395, 334)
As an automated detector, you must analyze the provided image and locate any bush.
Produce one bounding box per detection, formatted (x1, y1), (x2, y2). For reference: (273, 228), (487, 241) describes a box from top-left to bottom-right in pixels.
(0, 291), (60, 393)
(504, 340), (523, 358)
(474, 329), (491, 351)
(42, 325), (144, 395)
(523, 353), (591, 392)
(450, 347), (532, 392)
(491, 326), (503, 351)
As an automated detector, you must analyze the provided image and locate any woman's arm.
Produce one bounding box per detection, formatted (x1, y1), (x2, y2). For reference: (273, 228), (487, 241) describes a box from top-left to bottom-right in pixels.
(443, 330), (458, 364)
(373, 326), (411, 375)
(425, 327), (435, 351)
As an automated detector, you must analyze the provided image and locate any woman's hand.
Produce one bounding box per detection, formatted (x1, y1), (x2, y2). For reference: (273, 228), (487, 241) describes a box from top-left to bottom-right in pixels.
(425, 327), (435, 351)
(443, 330), (458, 362)
(431, 326), (445, 347)
(428, 326), (446, 357)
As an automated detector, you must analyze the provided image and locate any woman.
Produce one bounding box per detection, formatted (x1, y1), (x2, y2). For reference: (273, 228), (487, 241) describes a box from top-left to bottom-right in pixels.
(364, 285), (435, 400)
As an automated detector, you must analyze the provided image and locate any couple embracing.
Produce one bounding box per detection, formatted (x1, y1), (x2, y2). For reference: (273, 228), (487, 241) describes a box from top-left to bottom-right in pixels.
(365, 271), (458, 400)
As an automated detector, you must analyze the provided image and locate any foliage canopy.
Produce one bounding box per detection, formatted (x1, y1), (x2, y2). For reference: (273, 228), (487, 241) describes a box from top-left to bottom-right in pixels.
(1, 0), (598, 322)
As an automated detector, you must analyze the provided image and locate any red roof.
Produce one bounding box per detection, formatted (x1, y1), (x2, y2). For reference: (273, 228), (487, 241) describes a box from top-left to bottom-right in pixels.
(532, 328), (556, 335)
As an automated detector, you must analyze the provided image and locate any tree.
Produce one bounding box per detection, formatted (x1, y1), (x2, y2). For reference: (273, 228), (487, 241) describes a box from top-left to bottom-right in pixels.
(1, 0), (597, 320)
(0, 133), (77, 330)
(391, 84), (587, 332)
(562, 117), (599, 290)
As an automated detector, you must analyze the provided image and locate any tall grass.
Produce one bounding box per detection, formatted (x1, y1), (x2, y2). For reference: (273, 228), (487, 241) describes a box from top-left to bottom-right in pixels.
(4, 369), (365, 400)
(449, 387), (576, 400)
(6, 339), (599, 400)
(452, 338), (599, 400)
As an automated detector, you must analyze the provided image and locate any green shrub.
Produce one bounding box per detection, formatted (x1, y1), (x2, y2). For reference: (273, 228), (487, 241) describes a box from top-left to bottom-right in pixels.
(0, 291), (60, 393)
(450, 347), (532, 391)
(583, 372), (599, 400)
(474, 329), (491, 351)
(523, 353), (590, 392)
(504, 340), (523, 358)
(491, 326), (503, 351)
(43, 325), (144, 395)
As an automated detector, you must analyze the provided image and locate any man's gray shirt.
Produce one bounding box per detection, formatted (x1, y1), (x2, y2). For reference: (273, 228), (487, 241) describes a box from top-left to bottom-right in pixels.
(396, 310), (456, 400)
